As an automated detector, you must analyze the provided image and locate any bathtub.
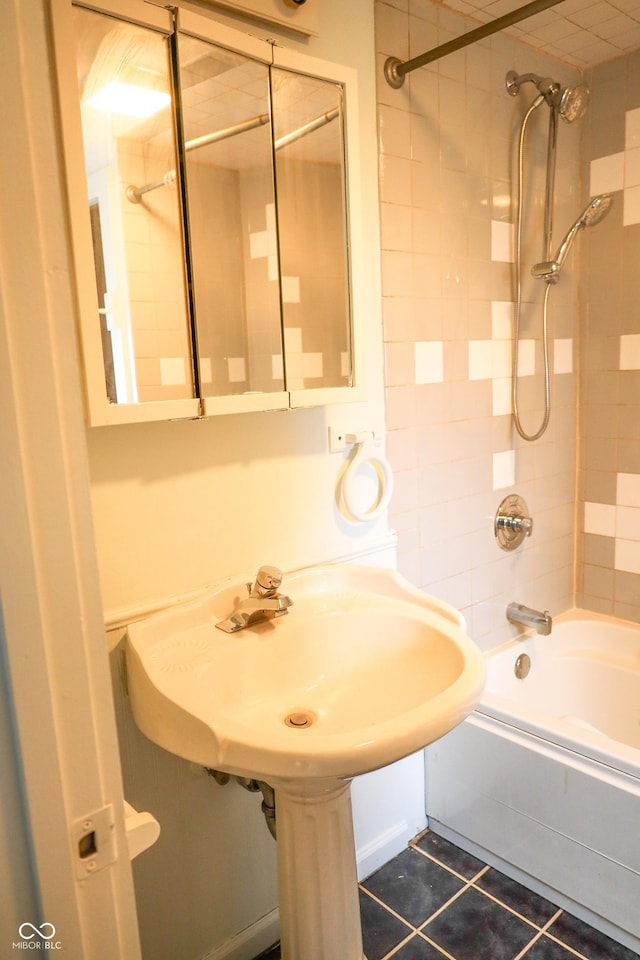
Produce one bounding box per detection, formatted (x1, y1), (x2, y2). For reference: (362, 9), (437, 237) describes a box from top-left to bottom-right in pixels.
(426, 609), (640, 953)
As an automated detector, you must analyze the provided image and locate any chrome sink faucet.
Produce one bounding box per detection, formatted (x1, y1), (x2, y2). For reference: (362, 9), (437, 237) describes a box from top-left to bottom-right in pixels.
(506, 602), (552, 636)
(216, 566), (293, 633)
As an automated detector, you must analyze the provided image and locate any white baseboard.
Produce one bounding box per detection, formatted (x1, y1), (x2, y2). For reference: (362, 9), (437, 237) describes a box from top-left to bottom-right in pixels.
(200, 908), (280, 960)
(356, 818), (418, 881)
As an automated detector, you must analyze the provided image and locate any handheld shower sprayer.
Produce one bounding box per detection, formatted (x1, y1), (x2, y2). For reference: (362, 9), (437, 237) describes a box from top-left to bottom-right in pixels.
(532, 194), (613, 283)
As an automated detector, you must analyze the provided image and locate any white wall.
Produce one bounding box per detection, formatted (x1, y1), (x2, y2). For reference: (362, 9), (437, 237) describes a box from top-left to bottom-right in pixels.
(89, 0), (387, 619)
(86, 2), (390, 958)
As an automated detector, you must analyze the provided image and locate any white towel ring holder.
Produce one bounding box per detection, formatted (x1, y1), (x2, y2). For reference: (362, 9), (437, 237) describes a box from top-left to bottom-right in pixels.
(339, 432), (394, 523)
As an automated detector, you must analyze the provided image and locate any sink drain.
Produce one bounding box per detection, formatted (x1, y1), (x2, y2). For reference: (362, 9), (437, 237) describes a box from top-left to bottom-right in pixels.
(284, 710), (315, 729)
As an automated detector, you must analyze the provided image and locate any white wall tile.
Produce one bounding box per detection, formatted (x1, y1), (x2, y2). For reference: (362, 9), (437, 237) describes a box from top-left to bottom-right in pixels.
(620, 332), (640, 368)
(554, 338), (573, 374)
(589, 152), (625, 195)
(493, 449), (515, 490)
(160, 357), (186, 386)
(284, 327), (303, 353)
(281, 276), (300, 304)
(584, 501), (616, 537)
(272, 354), (284, 380)
(626, 106), (640, 150)
(199, 357), (212, 382)
(491, 300), (512, 340)
(615, 538), (640, 574)
(414, 341), (443, 384)
(492, 340), (512, 378)
(616, 505), (640, 541)
(617, 472), (640, 507)
(623, 185), (640, 226)
(491, 220), (514, 263)
(492, 379), (512, 417)
(625, 146), (640, 187)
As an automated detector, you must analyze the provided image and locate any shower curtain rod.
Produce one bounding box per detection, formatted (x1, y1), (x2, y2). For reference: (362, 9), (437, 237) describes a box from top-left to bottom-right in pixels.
(126, 107), (340, 203)
(384, 0), (567, 88)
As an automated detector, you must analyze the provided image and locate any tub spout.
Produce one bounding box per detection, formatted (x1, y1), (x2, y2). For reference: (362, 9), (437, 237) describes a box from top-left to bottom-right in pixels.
(507, 602), (552, 636)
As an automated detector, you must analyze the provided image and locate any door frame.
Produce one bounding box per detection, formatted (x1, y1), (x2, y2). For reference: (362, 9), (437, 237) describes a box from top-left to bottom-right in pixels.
(0, 1), (141, 955)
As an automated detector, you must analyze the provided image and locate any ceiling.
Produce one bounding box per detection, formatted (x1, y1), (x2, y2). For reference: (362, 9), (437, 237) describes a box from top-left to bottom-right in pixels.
(438, 0), (640, 67)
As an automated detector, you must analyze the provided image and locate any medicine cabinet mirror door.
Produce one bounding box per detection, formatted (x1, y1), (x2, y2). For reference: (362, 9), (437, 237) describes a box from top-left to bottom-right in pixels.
(57, 0), (366, 426)
(175, 24), (288, 415)
(270, 46), (366, 409)
(270, 65), (353, 402)
(65, 1), (201, 425)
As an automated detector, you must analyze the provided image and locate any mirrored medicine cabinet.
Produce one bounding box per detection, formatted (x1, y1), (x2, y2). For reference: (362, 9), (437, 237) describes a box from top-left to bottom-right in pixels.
(51, 0), (365, 425)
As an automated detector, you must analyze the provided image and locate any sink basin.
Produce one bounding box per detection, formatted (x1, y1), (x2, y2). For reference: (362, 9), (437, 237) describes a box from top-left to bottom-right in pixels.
(126, 564), (485, 781)
(126, 564), (485, 960)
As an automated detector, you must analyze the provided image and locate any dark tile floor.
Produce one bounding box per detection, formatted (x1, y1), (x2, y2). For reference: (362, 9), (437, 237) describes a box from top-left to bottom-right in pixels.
(255, 830), (640, 960)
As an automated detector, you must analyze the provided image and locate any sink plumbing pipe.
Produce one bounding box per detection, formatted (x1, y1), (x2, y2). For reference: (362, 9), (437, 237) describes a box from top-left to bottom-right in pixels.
(206, 769), (277, 840)
(338, 431), (394, 523)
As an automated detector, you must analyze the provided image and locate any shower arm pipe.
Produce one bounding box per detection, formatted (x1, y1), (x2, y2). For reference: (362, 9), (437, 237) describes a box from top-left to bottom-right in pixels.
(384, 0), (567, 88)
(127, 107), (339, 203)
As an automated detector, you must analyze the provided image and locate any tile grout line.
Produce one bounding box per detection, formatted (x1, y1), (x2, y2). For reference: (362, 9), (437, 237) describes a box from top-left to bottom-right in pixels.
(417, 877), (478, 932)
(512, 907), (565, 960)
(466, 878), (547, 931)
(416, 930), (460, 960)
(380, 930), (424, 960)
(408, 838), (609, 960)
(362, 842), (629, 960)
(358, 884), (417, 932)
(410, 843), (558, 936)
(409, 840), (491, 885)
(544, 929), (601, 960)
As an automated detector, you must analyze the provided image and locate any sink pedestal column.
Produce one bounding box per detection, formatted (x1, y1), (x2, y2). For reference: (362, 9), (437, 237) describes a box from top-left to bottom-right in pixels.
(272, 777), (366, 960)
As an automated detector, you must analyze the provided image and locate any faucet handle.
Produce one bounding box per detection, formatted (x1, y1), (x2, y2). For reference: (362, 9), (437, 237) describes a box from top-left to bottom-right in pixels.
(252, 565), (283, 597)
(495, 494), (533, 551)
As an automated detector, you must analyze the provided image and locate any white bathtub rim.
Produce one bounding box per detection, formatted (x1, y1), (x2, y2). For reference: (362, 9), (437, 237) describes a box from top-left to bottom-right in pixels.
(477, 607), (640, 781)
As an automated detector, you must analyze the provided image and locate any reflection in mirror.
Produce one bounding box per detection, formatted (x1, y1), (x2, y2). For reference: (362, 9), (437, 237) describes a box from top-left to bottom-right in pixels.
(176, 35), (284, 397)
(271, 68), (352, 390)
(72, 7), (194, 404)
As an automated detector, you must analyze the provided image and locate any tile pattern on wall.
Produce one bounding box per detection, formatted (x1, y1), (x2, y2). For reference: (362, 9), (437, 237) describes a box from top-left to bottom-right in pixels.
(590, 106), (640, 225)
(377, 0), (582, 648)
(579, 53), (640, 623)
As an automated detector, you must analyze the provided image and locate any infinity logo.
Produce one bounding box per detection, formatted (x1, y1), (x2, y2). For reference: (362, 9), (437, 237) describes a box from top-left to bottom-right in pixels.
(18, 923), (56, 941)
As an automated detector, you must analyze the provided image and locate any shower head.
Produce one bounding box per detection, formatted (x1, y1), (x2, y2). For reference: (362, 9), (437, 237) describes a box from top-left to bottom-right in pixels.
(532, 194), (613, 282)
(557, 84), (590, 123)
(505, 70), (590, 122)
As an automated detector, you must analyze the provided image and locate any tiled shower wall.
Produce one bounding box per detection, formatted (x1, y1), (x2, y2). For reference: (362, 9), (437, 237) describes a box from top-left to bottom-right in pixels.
(375, 0), (589, 649)
(579, 50), (640, 622)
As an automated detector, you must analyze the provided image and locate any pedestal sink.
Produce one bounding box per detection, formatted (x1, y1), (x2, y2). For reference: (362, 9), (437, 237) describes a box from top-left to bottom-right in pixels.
(126, 564), (486, 960)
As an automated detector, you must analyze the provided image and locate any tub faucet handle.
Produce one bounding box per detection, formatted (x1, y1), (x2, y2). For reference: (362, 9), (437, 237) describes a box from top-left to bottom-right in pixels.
(499, 513), (533, 536)
(495, 494), (533, 551)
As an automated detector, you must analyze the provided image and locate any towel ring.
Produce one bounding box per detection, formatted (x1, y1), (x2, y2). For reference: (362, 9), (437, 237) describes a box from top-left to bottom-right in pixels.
(339, 432), (394, 523)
